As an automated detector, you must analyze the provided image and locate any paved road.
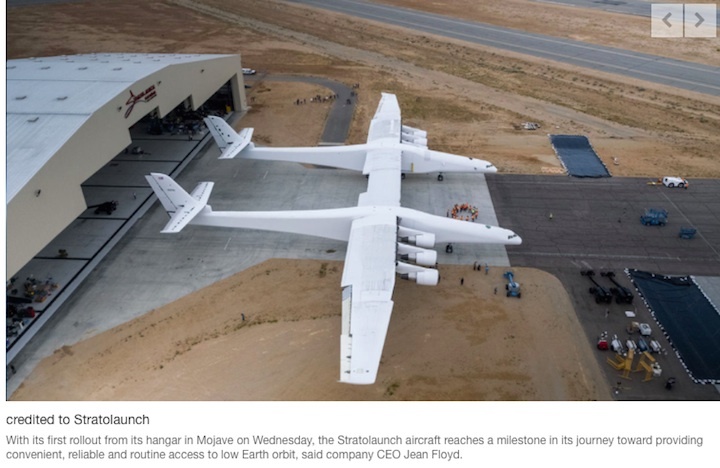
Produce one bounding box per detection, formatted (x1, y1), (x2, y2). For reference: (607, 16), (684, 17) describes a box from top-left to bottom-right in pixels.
(535, 0), (720, 23)
(536, 0), (652, 16)
(288, 0), (720, 96)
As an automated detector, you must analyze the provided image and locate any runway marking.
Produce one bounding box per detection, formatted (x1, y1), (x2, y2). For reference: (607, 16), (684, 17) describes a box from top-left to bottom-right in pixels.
(517, 251), (683, 261)
(263, 170), (269, 180)
(224, 237), (233, 251)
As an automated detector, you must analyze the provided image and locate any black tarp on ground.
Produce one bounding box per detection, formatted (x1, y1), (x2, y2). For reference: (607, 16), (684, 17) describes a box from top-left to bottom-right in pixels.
(627, 269), (720, 383)
(549, 135), (611, 178)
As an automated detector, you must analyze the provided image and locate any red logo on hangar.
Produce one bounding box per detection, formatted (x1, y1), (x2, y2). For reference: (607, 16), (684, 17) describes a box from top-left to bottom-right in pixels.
(124, 85), (157, 118)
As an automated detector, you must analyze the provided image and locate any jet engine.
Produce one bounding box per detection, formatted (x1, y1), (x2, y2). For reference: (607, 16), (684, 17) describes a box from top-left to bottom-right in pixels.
(396, 262), (439, 286)
(401, 133), (428, 147)
(401, 125), (429, 147)
(397, 243), (437, 267)
(398, 226), (435, 248)
(401, 125), (427, 138)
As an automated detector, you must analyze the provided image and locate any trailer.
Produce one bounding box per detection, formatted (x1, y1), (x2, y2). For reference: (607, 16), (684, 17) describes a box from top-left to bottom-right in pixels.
(600, 271), (634, 304)
(580, 270), (612, 304)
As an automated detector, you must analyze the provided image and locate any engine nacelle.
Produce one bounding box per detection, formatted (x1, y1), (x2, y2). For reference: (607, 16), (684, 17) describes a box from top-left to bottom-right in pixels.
(414, 249), (437, 267)
(396, 261), (439, 286)
(415, 269), (439, 286)
(401, 125), (427, 138)
(402, 134), (428, 147)
(397, 244), (437, 267)
(398, 227), (436, 248)
(399, 268), (439, 286)
(405, 141), (426, 149)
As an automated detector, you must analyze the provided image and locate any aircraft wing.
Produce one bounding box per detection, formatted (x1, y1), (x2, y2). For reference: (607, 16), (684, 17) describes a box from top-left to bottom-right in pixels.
(358, 148), (402, 207)
(340, 213), (398, 384)
(367, 93), (402, 143)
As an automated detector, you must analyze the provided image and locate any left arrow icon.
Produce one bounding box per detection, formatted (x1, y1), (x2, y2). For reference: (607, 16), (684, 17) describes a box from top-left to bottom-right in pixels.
(663, 12), (673, 28)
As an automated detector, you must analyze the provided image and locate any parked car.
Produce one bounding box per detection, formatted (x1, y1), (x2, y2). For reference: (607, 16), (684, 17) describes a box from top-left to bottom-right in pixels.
(662, 176), (688, 188)
(242, 68), (256, 75)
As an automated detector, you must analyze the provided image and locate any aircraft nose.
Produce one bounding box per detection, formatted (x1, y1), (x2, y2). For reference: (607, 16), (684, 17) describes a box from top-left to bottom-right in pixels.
(507, 232), (522, 245)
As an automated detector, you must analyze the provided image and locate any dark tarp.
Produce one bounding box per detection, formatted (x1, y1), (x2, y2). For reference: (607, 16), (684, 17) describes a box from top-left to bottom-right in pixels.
(628, 269), (720, 383)
(549, 135), (611, 178)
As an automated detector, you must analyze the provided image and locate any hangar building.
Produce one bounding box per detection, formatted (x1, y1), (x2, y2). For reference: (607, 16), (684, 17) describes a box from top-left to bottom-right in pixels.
(6, 53), (247, 360)
(6, 53), (246, 278)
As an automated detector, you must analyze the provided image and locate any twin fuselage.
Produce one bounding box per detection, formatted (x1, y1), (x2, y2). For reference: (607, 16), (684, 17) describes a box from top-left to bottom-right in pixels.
(241, 141), (497, 175)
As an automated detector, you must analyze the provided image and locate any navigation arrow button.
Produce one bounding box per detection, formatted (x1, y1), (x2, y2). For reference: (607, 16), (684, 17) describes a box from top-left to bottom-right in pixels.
(652, 4), (683, 37)
(663, 12), (673, 28)
(685, 4), (716, 38)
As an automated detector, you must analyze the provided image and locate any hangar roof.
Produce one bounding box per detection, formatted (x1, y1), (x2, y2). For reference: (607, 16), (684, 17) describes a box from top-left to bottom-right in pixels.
(6, 53), (234, 202)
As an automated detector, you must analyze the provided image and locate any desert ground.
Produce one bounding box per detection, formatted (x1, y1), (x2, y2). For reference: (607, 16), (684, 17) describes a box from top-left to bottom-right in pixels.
(11, 261), (606, 400)
(6, 0), (718, 400)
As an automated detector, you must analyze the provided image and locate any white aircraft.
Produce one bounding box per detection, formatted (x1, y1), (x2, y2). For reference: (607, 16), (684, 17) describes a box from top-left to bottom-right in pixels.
(204, 93), (496, 181)
(146, 93), (521, 384)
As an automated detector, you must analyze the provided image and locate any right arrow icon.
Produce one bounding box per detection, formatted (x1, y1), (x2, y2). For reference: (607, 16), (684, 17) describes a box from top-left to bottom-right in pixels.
(685, 4), (716, 38)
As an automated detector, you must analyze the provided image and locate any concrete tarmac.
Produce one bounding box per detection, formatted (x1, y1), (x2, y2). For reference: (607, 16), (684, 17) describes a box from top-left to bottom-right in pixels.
(488, 175), (720, 276)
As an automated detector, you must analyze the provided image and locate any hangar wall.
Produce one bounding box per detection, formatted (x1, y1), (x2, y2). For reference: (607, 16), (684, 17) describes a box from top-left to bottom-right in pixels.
(7, 55), (246, 277)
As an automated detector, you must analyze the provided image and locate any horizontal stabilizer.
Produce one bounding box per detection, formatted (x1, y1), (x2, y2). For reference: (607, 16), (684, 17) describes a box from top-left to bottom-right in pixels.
(145, 173), (213, 233)
(204, 116), (254, 159)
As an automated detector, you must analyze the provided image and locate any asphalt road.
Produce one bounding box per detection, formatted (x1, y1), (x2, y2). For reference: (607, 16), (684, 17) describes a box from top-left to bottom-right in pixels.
(535, 0), (720, 23)
(535, 0), (653, 17)
(288, 0), (720, 96)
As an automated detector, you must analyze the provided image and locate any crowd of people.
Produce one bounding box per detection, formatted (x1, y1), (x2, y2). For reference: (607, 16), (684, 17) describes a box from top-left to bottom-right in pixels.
(294, 93), (339, 105)
(448, 203), (479, 222)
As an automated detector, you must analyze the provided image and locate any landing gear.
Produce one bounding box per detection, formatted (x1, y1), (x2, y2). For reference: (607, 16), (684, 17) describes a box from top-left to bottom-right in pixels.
(401, 173), (406, 179)
(437, 173), (444, 182)
(445, 243), (453, 254)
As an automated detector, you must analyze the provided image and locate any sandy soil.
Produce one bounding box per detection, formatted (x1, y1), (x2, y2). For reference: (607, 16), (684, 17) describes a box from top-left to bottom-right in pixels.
(5, 0), (716, 400)
(11, 260), (608, 401)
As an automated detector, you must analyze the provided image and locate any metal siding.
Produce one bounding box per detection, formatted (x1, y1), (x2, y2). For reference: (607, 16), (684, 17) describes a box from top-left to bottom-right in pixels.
(6, 53), (244, 277)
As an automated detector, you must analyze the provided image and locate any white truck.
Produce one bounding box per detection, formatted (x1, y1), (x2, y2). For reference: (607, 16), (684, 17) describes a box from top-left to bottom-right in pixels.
(662, 176), (688, 189)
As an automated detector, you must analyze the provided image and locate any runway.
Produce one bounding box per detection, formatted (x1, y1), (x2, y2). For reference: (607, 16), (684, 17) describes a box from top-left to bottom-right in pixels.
(288, 0), (720, 96)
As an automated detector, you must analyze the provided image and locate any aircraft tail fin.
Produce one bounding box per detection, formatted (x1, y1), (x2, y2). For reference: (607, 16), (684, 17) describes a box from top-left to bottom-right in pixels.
(145, 173), (213, 233)
(204, 116), (254, 159)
